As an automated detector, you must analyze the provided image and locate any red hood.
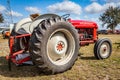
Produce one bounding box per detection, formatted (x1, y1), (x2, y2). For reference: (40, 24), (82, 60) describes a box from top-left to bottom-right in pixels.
(69, 19), (98, 29)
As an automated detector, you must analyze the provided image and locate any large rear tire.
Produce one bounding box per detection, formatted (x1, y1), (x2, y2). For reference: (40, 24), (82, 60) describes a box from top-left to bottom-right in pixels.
(29, 17), (79, 74)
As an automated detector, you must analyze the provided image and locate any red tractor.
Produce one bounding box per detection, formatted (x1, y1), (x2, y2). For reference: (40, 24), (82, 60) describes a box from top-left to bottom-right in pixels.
(8, 14), (112, 74)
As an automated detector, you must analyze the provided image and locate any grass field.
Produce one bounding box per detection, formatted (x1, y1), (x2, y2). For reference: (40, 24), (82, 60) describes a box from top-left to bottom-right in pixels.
(0, 34), (120, 80)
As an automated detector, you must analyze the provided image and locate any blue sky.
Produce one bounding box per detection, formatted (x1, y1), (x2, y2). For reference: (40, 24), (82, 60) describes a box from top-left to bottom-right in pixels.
(0, 0), (120, 29)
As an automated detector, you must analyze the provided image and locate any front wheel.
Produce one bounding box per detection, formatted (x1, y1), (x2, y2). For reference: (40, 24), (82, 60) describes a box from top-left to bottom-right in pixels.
(94, 38), (112, 59)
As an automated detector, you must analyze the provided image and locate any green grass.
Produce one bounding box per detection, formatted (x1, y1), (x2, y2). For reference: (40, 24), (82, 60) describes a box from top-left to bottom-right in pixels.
(0, 34), (120, 80)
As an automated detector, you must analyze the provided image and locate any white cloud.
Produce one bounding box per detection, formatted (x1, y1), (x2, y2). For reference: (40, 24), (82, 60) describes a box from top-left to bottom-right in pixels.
(103, 2), (116, 10)
(102, 2), (120, 11)
(84, 15), (89, 19)
(85, 2), (120, 14)
(0, 5), (22, 17)
(0, 5), (6, 12)
(85, 2), (103, 13)
(47, 1), (82, 15)
(25, 6), (40, 13)
(7, 10), (23, 17)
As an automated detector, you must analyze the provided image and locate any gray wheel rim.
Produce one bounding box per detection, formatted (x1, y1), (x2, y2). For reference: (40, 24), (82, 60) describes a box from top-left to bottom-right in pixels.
(47, 29), (75, 65)
(100, 42), (110, 58)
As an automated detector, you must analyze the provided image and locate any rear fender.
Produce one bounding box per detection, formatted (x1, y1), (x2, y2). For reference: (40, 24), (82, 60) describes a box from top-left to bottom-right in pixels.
(29, 14), (61, 33)
(14, 14), (61, 34)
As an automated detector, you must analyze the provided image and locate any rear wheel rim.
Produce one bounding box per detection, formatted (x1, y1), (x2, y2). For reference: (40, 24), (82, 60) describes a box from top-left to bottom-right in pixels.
(47, 29), (75, 65)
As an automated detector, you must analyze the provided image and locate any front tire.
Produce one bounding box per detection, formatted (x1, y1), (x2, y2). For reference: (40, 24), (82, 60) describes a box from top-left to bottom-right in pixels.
(29, 17), (79, 74)
(94, 38), (112, 59)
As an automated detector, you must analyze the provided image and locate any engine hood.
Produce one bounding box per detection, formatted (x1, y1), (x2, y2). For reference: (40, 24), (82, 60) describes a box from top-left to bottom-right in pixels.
(69, 19), (98, 29)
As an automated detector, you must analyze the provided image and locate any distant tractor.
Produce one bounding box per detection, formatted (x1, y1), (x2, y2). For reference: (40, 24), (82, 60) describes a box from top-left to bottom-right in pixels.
(8, 14), (112, 74)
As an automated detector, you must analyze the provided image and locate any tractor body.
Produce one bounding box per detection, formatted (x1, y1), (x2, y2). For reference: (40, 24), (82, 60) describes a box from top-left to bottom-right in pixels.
(7, 14), (112, 74)
(69, 19), (98, 46)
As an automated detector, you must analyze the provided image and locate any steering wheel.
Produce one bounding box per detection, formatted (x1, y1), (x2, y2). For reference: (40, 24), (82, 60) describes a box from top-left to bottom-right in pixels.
(61, 14), (70, 19)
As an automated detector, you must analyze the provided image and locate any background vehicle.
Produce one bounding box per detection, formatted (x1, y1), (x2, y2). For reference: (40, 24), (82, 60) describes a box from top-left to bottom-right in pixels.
(97, 30), (108, 34)
(0, 27), (9, 34)
(0, 24), (15, 39)
(2, 28), (10, 39)
(8, 13), (112, 74)
(114, 30), (120, 34)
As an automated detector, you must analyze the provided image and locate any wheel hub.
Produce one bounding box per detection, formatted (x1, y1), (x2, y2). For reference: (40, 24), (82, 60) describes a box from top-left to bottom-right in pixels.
(101, 45), (107, 53)
(103, 47), (107, 52)
(47, 32), (68, 61)
(56, 41), (65, 53)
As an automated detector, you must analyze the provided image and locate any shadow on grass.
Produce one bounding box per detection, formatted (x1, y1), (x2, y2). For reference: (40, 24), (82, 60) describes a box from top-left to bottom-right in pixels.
(0, 55), (97, 78)
(78, 53), (96, 60)
(0, 56), (50, 78)
(80, 56), (96, 60)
